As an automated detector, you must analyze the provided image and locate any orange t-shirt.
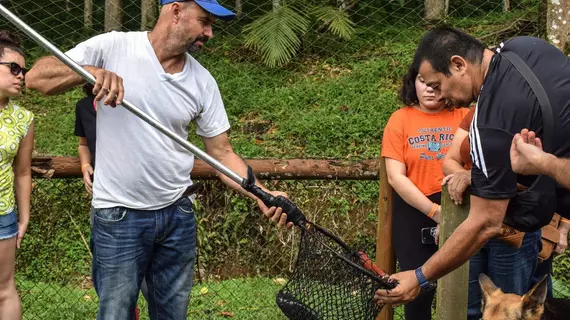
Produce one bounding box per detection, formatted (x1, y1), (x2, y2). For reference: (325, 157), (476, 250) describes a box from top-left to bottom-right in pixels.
(381, 106), (471, 196)
(459, 107), (476, 170)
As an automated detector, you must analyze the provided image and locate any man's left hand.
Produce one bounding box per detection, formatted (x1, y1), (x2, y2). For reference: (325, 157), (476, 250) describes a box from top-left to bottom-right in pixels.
(510, 129), (548, 175)
(442, 170), (470, 205)
(257, 191), (294, 229)
(374, 270), (421, 306)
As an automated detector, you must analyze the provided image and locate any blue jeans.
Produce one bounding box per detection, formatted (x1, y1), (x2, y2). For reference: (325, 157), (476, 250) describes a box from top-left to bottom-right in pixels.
(91, 197), (196, 320)
(0, 208), (18, 240)
(467, 230), (541, 320)
(532, 254), (553, 299)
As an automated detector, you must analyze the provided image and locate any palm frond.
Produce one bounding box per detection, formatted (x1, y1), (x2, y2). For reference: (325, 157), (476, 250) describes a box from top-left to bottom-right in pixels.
(312, 6), (356, 41)
(243, 6), (310, 68)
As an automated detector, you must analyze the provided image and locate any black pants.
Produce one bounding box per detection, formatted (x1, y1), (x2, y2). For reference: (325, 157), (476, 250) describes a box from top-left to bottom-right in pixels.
(392, 192), (440, 320)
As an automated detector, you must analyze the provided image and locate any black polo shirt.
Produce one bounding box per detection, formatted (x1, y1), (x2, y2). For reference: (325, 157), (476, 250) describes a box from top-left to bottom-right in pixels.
(469, 36), (570, 220)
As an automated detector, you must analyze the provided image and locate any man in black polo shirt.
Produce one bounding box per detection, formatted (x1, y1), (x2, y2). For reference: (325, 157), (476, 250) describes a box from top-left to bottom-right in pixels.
(374, 27), (570, 311)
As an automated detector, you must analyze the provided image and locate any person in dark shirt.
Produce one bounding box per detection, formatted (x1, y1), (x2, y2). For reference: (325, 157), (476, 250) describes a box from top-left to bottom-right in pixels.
(75, 83), (96, 193)
(74, 83), (148, 319)
(374, 26), (570, 307)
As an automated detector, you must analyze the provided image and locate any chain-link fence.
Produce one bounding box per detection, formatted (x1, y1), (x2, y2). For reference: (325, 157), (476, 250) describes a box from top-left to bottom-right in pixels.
(0, 0), (568, 319)
(17, 173), (570, 320)
(20, 176), (382, 319)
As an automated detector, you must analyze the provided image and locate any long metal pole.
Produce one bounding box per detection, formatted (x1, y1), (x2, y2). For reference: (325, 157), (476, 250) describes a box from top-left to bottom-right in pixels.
(0, 3), (245, 185)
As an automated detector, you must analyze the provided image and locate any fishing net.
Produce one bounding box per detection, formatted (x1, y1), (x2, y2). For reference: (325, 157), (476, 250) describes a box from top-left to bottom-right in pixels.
(276, 222), (396, 320)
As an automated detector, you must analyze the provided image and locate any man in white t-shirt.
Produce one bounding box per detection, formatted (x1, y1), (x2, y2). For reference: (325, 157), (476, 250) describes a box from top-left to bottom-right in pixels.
(26, 1), (291, 319)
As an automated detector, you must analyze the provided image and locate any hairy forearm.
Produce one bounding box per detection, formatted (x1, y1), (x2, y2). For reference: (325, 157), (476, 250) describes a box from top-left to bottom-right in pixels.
(26, 56), (92, 95)
(544, 155), (570, 191)
(14, 173), (32, 223)
(422, 197), (506, 281)
(389, 175), (438, 220)
(422, 216), (494, 280)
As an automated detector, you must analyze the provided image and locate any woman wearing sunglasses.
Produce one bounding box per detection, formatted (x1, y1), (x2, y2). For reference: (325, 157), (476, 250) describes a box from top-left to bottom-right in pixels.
(0, 30), (34, 320)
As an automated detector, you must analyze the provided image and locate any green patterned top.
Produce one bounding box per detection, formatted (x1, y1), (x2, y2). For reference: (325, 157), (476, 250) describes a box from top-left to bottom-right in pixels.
(0, 102), (34, 215)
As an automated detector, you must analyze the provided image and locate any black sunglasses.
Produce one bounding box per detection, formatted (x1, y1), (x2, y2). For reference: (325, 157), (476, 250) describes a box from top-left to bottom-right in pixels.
(0, 62), (28, 77)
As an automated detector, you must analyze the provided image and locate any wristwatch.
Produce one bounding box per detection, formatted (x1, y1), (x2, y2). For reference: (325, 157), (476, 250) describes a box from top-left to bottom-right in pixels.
(415, 267), (436, 292)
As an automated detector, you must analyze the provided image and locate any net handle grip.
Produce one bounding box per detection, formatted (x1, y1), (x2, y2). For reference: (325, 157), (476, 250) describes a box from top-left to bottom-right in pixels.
(241, 166), (307, 226)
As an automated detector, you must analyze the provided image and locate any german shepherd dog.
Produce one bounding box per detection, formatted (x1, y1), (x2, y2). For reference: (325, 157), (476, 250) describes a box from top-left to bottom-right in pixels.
(479, 274), (570, 320)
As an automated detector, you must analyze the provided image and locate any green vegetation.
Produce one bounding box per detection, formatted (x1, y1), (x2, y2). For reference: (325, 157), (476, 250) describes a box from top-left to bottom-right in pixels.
(4, 1), (569, 318)
(18, 277), (285, 319)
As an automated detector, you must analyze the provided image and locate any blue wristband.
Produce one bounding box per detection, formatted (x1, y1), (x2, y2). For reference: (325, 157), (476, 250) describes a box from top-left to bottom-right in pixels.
(415, 267), (436, 292)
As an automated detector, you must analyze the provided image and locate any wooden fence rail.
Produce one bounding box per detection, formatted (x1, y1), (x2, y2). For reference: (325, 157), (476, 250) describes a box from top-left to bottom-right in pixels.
(30, 156), (381, 180)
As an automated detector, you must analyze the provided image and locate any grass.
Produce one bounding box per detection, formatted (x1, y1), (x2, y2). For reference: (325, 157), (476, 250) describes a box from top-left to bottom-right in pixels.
(17, 276), (569, 320)
(19, 277), (287, 320)
(18, 277), (408, 320)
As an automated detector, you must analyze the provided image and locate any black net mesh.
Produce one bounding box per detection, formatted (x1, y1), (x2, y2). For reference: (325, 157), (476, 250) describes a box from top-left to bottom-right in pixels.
(276, 223), (394, 320)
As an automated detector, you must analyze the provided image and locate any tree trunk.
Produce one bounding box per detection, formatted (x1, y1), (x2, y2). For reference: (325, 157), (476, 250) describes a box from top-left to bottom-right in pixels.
(547, 0), (570, 52)
(30, 156), (381, 180)
(504, 0), (510, 12)
(338, 0), (350, 10)
(141, 0), (158, 30)
(272, 0), (280, 12)
(235, 0), (243, 18)
(104, 0), (123, 32)
(337, 0), (360, 11)
(84, 0), (93, 30)
(424, 0), (447, 23)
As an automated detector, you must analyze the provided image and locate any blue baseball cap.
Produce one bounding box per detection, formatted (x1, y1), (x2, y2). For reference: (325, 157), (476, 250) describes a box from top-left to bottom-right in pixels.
(160, 0), (236, 21)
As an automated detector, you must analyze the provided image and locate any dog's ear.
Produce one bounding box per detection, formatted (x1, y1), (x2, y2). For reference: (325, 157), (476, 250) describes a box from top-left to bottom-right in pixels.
(522, 275), (548, 315)
(479, 273), (498, 296)
(479, 273), (498, 308)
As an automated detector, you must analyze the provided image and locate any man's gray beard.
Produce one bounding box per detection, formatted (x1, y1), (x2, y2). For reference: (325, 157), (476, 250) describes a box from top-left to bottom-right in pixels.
(187, 44), (201, 54)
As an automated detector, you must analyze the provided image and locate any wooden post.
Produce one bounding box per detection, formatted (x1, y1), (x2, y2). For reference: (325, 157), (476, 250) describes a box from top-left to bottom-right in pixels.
(375, 158), (395, 320)
(435, 186), (470, 320)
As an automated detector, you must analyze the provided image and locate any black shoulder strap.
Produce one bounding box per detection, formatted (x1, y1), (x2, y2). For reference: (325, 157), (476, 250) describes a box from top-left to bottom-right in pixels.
(499, 50), (554, 153)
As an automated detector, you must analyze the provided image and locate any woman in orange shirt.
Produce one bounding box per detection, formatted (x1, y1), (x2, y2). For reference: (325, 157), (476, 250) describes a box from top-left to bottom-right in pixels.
(381, 62), (469, 320)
